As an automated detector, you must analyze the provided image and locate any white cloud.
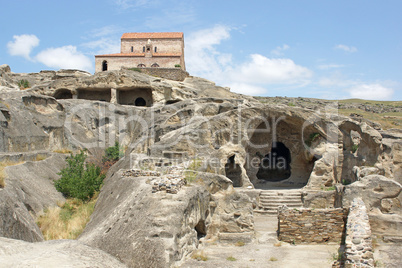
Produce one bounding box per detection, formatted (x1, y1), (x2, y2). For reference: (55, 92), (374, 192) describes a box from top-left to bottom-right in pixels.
(35, 46), (93, 71)
(271, 44), (290, 56)
(7, 34), (40, 60)
(228, 54), (313, 85)
(347, 84), (394, 100)
(334, 44), (357, 53)
(185, 25), (312, 96)
(227, 83), (268, 96)
(185, 25), (231, 77)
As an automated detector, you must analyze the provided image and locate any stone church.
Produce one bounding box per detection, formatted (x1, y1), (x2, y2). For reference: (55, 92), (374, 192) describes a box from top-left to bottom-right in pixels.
(95, 32), (186, 72)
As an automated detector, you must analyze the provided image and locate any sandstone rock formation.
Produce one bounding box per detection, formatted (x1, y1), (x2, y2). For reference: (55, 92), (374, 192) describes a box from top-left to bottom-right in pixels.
(0, 65), (401, 267)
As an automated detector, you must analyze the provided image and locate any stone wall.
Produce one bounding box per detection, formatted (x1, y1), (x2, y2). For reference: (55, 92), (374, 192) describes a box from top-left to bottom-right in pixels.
(344, 198), (374, 267)
(134, 68), (189, 81)
(278, 206), (347, 244)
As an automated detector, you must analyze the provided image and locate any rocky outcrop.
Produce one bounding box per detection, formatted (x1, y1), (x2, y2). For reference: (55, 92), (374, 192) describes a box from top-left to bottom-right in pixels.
(0, 237), (126, 267)
(0, 154), (66, 242)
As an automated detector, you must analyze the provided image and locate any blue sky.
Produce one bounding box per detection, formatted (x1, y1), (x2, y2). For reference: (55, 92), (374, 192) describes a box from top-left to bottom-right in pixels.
(1, 0), (401, 100)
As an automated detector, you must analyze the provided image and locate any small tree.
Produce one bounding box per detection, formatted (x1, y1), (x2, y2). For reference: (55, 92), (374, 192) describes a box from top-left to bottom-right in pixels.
(55, 150), (105, 201)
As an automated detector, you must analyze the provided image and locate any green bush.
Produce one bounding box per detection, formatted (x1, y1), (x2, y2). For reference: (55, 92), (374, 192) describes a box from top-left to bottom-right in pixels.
(55, 150), (105, 201)
(18, 79), (30, 89)
(103, 141), (123, 163)
(351, 144), (359, 153)
(174, 64), (181, 68)
(129, 68), (142, 72)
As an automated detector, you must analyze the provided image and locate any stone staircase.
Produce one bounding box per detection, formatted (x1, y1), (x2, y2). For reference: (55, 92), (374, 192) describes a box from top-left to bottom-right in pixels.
(254, 190), (303, 215)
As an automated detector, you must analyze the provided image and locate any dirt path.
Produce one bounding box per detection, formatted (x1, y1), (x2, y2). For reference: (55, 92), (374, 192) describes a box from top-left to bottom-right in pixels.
(181, 215), (339, 268)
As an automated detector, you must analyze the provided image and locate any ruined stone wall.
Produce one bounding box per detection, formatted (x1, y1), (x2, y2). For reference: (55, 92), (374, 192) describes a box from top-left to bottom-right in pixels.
(278, 206), (347, 244)
(344, 198), (374, 267)
(138, 68), (189, 81)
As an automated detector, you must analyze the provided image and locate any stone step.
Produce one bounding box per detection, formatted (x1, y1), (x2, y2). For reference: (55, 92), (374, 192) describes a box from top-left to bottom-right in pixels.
(260, 197), (301, 202)
(254, 209), (278, 215)
(260, 201), (301, 205)
(260, 193), (301, 197)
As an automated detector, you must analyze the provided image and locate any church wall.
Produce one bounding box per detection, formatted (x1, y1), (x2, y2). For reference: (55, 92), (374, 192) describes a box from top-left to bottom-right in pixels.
(121, 38), (183, 54)
(95, 56), (181, 72)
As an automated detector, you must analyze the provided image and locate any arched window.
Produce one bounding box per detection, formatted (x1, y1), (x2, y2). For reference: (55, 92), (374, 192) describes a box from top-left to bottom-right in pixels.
(143, 46), (145, 52)
(137, 63), (146, 68)
(154, 47), (157, 53)
(131, 46), (133, 52)
(151, 63), (159, 68)
(102, 60), (108, 71)
(135, 97), (146, 106)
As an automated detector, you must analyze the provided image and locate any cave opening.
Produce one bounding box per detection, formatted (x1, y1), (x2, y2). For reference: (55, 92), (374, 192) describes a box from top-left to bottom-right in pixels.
(195, 219), (207, 240)
(256, 142), (291, 182)
(54, 89), (73, 99)
(225, 155), (243, 187)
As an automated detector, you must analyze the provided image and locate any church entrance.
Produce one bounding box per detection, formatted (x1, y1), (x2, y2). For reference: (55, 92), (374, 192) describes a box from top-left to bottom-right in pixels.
(256, 142), (291, 182)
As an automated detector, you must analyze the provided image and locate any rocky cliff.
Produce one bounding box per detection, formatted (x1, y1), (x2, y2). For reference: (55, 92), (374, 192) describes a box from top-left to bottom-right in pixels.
(0, 64), (401, 267)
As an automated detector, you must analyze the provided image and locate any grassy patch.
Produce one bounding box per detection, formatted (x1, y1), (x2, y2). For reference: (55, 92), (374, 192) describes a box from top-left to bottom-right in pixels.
(37, 196), (97, 240)
(269, 257), (278, 261)
(0, 161), (24, 188)
(226, 256), (237, 261)
(35, 154), (47, 161)
(191, 250), (208, 261)
(18, 79), (30, 89)
(337, 108), (402, 130)
(235, 241), (245, 247)
(128, 68), (142, 72)
(351, 144), (359, 153)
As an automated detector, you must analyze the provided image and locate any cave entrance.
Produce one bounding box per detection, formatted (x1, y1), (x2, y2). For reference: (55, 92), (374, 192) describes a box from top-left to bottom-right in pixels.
(195, 219), (207, 240)
(117, 88), (153, 107)
(256, 142), (291, 182)
(225, 155), (243, 187)
(54, 89), (73, 99)
(135, 97), (146, 106)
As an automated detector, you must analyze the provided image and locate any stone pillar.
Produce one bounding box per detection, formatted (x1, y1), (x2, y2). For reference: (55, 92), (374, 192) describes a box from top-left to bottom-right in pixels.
(111, 88), (117, 104)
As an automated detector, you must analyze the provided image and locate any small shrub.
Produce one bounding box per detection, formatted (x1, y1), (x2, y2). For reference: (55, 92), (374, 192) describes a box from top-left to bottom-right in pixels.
(288, 102), (295, 107)
(174, 64), (181, 68)
(226, 256), (237, 261)
(103, 141), (123, 163)
(351, 144), (359, 153)
(184, 158), (202, 184)
(18, 79), (30, 89)
(55, 150), (105, 201)
(269, 257), (278, 262)
(191, 250), (208, 261)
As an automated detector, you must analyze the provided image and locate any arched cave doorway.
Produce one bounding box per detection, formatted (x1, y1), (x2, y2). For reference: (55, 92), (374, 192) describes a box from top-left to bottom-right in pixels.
(256, 142), (291, 182)
(102, 61), (108, 71)
(195, 219), (207, 240)
(225, 155), (243, 187)
(135, 97), (146, 106)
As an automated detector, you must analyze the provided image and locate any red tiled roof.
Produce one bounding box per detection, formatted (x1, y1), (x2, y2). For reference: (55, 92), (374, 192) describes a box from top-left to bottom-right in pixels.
(95, 53), (182, 57)
(121, 32), (183, 39)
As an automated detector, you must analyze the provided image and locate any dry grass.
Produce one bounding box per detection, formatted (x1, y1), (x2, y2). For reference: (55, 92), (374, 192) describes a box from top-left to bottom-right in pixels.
(53, 148), (73, 154)
(226, 256), (237, 261)
(35, 154), (47, 161)
(235, 241), (245, 247)
(191, 250), (208, 261)
(37, 196), (97, 240)
(274, 242), (282, 247)
(337, 108), (402, 130)
(0, 161), (24, 188)
(269, 257), (278, 261)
